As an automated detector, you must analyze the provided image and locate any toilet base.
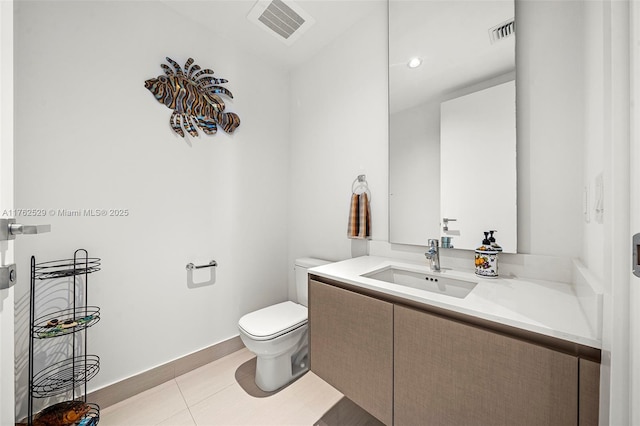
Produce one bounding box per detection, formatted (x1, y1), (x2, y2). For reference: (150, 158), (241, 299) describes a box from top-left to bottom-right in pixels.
(254, 343), (309, 392)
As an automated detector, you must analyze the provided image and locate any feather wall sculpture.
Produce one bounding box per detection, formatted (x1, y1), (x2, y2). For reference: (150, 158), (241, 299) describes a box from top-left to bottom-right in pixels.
(144, 57), (240, 137)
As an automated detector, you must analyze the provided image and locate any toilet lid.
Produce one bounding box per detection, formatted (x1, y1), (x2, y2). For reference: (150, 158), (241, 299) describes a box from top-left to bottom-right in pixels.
(239, 301), (307, 341)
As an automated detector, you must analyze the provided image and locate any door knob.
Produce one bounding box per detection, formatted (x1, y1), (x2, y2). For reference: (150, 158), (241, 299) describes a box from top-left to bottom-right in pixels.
(9, 223), (51, 235)
(0, 218), (51, 241)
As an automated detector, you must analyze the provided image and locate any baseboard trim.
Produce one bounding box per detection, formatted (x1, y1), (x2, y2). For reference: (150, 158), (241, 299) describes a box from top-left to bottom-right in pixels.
(87, 335), (245, 409)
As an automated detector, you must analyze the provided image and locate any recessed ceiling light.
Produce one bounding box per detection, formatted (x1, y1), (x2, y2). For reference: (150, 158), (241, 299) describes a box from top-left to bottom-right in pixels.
(407, 57), (422, 68)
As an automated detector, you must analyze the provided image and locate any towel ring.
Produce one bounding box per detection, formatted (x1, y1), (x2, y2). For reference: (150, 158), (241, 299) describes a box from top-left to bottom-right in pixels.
(352, 175), (371, 198)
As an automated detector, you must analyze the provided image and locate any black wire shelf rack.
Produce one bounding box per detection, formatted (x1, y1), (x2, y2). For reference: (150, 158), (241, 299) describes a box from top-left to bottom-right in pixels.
(28, 249), (101, 425)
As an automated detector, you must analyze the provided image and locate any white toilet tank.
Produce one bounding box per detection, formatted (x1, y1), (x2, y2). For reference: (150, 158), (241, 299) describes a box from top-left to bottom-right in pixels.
(295, 257), (331, 307)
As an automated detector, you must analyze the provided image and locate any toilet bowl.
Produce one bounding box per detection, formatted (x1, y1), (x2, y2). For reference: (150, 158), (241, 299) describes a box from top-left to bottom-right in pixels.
(238, 258), (330, 392)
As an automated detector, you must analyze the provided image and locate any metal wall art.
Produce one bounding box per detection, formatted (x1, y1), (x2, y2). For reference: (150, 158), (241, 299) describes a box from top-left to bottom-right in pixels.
(144, 57), (240, 137)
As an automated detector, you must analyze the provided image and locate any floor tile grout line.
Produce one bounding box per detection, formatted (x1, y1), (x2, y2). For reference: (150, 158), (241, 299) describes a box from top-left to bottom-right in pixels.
(178, 376), (246, 412)
(173, 351), (256, 409)
(173, 377), (199, 426)
(173, 353), (253, 422)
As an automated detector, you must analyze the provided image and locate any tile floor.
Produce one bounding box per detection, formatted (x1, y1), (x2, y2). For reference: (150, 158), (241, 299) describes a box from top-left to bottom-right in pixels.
(100, 348), (344, 426)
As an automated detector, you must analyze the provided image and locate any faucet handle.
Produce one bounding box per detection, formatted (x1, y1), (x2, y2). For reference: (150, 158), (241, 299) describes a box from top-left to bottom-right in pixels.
(428, 239), (439, 248)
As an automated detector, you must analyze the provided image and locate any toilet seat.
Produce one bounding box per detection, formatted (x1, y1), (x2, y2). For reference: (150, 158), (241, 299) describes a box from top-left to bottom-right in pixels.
(239, 301), (307, 341)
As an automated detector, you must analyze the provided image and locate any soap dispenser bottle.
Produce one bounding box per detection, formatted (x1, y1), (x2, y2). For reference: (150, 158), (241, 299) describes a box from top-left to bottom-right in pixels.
(475, 231), (499, 278)
(488, 230), (503, 252)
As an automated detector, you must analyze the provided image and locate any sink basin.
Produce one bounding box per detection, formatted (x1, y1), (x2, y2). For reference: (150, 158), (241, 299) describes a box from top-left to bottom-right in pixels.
(362, 266), (478, 299)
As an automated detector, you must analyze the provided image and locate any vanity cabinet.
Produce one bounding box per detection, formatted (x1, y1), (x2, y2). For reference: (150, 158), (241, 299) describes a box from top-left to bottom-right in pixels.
(308, 279), (393, 425)
(394, 305), (577, 425)
(579, 358), (601, 426)
(309, 276), (600, 426)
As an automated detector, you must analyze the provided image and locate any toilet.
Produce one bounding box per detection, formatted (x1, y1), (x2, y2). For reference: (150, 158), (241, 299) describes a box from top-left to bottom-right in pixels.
(238, 257), (330, 392)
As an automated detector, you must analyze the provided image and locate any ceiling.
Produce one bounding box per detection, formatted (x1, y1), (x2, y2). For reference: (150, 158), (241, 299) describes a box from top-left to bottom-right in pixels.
(161, 0), (383, 72)
(160, 0), (514, 111)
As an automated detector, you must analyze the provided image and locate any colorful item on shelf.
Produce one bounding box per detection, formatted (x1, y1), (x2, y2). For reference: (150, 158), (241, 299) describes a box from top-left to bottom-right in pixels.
(474, 231), (499, 278)
(61, 319), (78, 329)
(144, 57), (241, 138)
(38, 328), (63, 338)
(77, 416), (98, 426)
(32, 401), (89, 426)
(77, 314), (95, 324)
(37, 314), (97, 338)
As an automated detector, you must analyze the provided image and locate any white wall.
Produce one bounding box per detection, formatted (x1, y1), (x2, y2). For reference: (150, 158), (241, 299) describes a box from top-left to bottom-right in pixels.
(288, 2), (388, 296)
(571, 0), (635, 423)
(583, 1), (607, 284)
(581, 0), (633, 423)
(515, 0), (585, 258)
(13, 1), (290, 419)
(581, 3), (612, 419)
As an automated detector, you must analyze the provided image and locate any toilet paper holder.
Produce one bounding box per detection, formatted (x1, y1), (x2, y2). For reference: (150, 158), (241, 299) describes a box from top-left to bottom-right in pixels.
(185, 260), (218, 270)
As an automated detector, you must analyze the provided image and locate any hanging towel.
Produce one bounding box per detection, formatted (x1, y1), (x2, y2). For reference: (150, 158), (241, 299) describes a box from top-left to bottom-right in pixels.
(348, 193), (359, 238)
(360, 192), (371, 239)
(348, 192), (371, 239)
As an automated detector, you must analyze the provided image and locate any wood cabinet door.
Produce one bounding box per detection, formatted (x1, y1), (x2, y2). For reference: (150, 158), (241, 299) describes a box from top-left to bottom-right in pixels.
(394, 305), (578, 426)
(309, 280), (393, 425)
(579, 358), (600, 426)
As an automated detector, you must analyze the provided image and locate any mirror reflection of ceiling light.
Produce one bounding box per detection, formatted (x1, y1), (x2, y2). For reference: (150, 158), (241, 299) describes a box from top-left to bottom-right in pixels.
(407, 57), (422, 68)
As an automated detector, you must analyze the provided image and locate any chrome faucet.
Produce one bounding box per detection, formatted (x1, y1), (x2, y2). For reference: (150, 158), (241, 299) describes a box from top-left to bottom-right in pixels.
(425, 239), (440, 271)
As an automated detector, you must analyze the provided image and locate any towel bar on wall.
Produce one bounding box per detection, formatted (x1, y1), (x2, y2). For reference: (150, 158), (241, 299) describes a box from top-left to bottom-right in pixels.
(185, 260), (218, 270)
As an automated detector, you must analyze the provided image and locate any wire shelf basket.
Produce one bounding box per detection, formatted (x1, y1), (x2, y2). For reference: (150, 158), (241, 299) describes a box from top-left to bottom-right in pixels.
(32, 355), (100, 399)
(34, 258), (101, 280)
(32, 401), (100, 426)
(33, 307), (101, 339)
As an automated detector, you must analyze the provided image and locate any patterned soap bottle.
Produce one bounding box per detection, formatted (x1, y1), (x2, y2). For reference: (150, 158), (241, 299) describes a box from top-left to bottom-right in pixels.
(474, 231), (499, 278)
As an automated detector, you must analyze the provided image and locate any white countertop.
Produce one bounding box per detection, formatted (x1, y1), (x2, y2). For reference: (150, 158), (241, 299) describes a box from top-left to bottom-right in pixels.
(309, 256), (601, 349)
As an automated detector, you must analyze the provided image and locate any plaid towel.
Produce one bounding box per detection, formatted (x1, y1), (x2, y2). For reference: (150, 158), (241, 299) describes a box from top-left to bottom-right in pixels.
(347, 192), (371, 239)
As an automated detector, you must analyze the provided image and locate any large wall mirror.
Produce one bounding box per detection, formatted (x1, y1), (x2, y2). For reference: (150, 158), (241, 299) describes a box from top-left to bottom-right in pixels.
(389, 0), (517, 252)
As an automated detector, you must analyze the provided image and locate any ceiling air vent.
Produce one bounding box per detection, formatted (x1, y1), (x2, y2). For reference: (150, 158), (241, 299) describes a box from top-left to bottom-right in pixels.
(489, 18), (515, 44)
(248, 0), (315, 46)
